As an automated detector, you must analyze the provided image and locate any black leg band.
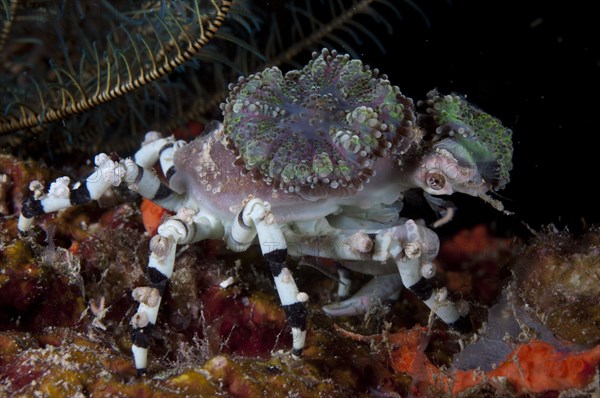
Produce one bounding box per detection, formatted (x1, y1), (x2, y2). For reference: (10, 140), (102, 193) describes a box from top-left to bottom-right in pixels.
(283, 302), (308, 330)
(408, 277), (434, 301)
(130, 323), (155, 348)
(21, 196), (45, 218)
(448, 315), (472, 333)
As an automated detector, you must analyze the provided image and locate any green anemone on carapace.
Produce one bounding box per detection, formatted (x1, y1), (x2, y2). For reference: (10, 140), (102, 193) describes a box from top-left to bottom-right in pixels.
(220, 48), (418, 194)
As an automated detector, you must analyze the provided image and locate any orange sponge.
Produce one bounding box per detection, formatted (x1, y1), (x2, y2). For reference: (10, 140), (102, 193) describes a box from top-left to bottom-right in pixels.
(141, 198), (167, 236)
(389, 327), (600, 395)
(483, 341), (600, 394)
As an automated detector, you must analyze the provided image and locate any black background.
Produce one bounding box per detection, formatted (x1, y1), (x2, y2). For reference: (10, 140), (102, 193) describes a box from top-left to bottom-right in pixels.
(353, 0), (600, 230)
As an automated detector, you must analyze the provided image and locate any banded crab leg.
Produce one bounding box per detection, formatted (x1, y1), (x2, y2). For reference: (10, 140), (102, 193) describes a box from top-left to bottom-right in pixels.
(18, 153), (183, 234)
(283, 219), (471, 332)
(396, 223), (470, 332)
(133, 131), (186, 182)
(227, 198), (309, 358)
(131, 208), (224, 375)
(323, 273), (403, 317)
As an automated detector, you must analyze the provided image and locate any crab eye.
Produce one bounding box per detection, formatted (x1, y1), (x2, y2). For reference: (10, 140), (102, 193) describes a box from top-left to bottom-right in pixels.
(426, 172), (446, 191)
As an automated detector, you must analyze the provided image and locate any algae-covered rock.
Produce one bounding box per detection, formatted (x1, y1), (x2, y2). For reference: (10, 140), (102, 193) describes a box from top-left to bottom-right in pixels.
(2, 151), (598, 397)
(0, 154), (49, 216)
(512, 228), (600, 345)
(0, 230), (85, 331)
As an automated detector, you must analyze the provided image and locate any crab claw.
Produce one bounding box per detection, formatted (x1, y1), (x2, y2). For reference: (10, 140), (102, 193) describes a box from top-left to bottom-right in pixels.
(323, 274), (402, 316)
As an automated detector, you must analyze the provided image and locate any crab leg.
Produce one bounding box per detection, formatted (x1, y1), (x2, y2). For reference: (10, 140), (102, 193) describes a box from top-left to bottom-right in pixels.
(285, 220), (471, 332)
(227, 198), (309, 358)
(18, 154), (183, 234)
(323, 273), (402, 316)
(121, 158), (183, 211)
(130, 208), (224, 375)
(336, 263), (353, 298)
(134, 131), (185, 183)
(18, 154), (124, 233)
(133, 131), (175, 168)
(391, 220), (469, 331)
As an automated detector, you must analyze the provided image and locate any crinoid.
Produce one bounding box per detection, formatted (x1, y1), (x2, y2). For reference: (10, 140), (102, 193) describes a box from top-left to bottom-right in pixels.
(0, 0), (422, 159)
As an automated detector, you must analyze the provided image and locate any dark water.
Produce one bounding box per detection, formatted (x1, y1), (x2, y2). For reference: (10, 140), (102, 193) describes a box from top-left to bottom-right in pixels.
(361, 0), (599, 228)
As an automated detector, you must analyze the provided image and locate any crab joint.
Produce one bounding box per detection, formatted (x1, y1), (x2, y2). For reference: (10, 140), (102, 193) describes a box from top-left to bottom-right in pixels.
(132, 287), (160, 308)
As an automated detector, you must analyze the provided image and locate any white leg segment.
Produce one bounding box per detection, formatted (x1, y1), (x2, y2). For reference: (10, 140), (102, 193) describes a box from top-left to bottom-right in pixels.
(122, 159), (183, 212)
(130, 209), (224, 375)
(134, 132), (175, 168)
(393, 220), (468, 327)
(18, 152), (184, 233)
(133, 131), (185, 184)
(284, 219), (471, 331)
(336, 264), (352, 298)
(228, 198), (309, 357)
(18, 154), (126, 233)
(159, 140), (186, 181)
(323, 274), (403, 316)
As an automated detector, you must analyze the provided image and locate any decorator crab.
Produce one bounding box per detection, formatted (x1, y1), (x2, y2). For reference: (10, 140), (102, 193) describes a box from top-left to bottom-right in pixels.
(18, 49), (513, 375)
